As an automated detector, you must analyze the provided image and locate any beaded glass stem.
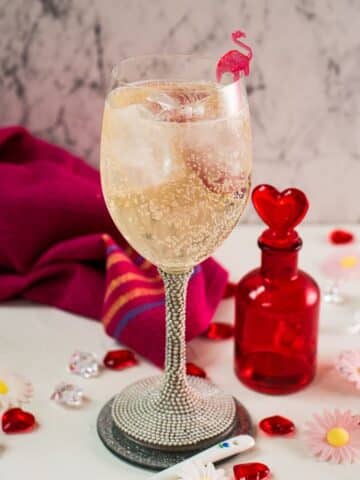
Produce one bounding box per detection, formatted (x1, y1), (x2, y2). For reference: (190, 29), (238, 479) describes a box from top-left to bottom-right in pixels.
(111, 268), (236, 448)
(158, 268), (198, 410)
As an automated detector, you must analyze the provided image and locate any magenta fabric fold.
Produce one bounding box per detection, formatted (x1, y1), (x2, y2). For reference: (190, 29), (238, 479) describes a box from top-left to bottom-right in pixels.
(0, 126), (228, 366)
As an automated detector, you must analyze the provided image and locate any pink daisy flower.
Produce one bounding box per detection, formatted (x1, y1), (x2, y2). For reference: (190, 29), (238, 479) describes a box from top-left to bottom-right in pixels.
(305, 409), (360, 463)
(336, 350), (360, 390)
(321, 247), (360, 281)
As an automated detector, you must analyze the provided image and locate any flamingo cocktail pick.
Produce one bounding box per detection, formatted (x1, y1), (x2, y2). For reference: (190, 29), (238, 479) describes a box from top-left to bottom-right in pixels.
(216, 30), (253, 82)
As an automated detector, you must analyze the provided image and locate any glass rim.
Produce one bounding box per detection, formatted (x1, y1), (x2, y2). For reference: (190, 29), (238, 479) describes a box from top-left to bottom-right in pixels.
(110, 53), (247, 91)
(107, 54), (249, 125)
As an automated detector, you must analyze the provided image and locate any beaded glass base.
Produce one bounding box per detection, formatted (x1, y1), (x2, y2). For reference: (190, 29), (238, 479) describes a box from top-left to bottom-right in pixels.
(111, 375), (236, 448)
(98, 395), (252, 470)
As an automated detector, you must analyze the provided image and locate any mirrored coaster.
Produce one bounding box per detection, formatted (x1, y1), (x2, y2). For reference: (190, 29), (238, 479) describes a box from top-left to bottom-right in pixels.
(97, 396), (252, 470)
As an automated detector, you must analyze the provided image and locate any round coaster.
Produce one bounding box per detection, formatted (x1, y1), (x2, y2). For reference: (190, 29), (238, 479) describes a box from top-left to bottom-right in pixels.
(97, 396), (252, 470)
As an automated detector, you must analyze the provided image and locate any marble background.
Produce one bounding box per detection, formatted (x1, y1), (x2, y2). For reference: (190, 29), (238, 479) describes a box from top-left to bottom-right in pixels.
(0, 0), (359, 223)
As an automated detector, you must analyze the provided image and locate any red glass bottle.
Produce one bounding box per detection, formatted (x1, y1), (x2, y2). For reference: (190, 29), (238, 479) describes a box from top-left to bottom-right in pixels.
(235, 185), (320, 394)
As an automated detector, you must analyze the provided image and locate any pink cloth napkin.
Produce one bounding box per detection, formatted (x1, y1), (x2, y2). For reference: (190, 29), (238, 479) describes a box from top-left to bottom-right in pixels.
(0, 126), (228, 366)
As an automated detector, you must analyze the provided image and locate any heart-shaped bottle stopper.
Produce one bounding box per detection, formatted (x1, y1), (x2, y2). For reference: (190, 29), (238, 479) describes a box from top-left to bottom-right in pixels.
(252, 184), (309, 248)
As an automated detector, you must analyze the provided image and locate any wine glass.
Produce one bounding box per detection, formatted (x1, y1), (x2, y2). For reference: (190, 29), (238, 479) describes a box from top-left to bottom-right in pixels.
(100, 54), (252, 451)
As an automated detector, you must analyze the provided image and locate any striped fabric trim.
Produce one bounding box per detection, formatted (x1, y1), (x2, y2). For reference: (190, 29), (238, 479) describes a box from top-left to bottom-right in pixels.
(113, 299), (165, 337)
(104, 271), (161, 302)
(103, 286), (164, 326)
(101, 236), (203, 339)
(106, 244), (120, 254)
(107, 246), (154, 272)
(140, 259), (153, 270)
(106, 251), (132, 268)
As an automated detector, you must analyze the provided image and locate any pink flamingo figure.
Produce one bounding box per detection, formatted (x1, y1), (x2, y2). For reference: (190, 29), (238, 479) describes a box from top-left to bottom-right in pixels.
(216, 30), (253, 82)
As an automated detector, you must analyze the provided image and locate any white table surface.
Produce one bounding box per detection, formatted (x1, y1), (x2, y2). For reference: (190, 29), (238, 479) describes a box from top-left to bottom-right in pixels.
(0, 225), (359, 480)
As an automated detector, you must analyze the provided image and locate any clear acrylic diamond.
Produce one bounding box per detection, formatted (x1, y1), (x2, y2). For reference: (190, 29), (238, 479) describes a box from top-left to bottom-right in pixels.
(51, 382), (84, 407)
(68, 351), (100, 378)
(347, 310), (360, 334)
(323, 282), (345, 305)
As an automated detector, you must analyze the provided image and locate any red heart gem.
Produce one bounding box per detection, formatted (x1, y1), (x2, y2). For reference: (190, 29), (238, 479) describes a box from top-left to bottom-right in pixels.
(252, 185), (309, 233)
(2, 408), (36, 434)
(329, 229), (354, 245)
(103, 349), (138, 370)
(233, 462), (270, 480)
(186, 362), (207, 378)
(259, 415), (295, 436)
(205, 322), (234, 340)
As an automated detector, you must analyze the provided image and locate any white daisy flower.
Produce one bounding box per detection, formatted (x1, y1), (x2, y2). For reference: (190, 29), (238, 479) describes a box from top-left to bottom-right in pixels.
(177, 461), (229, 480)
(0, 371), (33, 411)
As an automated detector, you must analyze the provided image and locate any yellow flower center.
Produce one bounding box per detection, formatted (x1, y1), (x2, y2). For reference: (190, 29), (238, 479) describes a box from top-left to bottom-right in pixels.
(0, 380), (9, 394)
(340, 255), (358, 269)
(326, 427), (350, 447)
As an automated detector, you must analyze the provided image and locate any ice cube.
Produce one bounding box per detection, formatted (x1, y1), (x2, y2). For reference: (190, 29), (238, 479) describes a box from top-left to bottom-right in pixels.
(144, 88), (209, 122)
(146, 92), (179, 111)
(105, 101), (183, 189)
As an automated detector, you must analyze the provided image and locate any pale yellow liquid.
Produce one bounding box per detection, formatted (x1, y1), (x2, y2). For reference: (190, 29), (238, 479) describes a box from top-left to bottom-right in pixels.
(101, 80), (252, 272)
